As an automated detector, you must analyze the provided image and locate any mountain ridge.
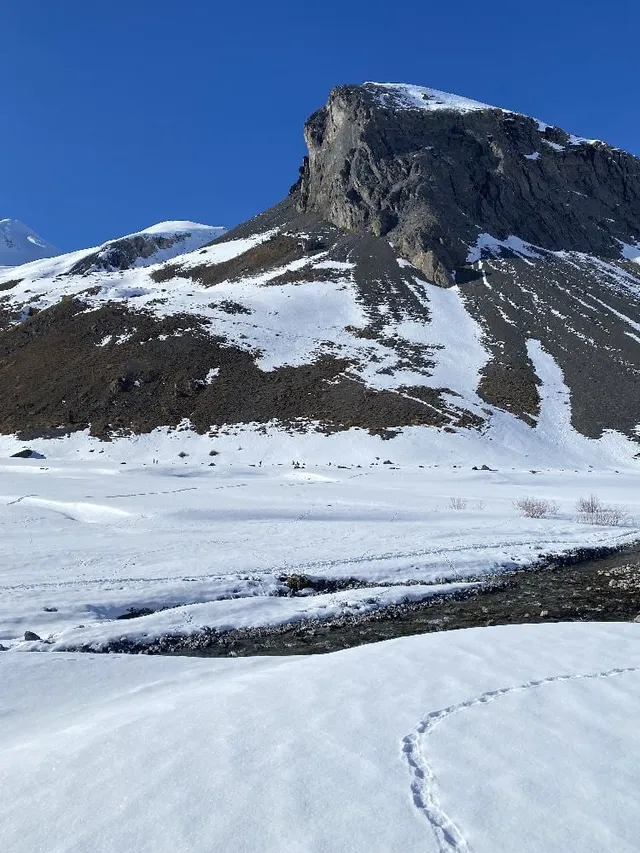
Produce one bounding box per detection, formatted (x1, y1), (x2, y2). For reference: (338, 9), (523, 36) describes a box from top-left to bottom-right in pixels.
(0, 82), (637, 465)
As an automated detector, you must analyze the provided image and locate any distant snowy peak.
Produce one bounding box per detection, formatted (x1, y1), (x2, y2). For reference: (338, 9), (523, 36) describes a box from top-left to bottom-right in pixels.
(0, 219), (59, 267)
(135, 221), (227, 244)
(66, 220), (227, 275)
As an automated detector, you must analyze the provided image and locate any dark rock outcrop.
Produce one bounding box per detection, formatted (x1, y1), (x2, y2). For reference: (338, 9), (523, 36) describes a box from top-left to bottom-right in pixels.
(68, 234), (188, 275)
(297, 83), (640, 284)
(23, 631), (42, 641)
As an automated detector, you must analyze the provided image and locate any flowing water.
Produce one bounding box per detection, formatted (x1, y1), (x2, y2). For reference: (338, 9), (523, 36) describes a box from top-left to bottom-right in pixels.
(174, 542), (640, 657)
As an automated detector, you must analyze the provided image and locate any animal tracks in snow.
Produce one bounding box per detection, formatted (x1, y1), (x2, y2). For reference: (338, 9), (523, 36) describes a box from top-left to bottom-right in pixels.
(402, 666), (640, 853)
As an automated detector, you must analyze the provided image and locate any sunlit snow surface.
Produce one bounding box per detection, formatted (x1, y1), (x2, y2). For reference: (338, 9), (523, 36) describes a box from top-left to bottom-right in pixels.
(1, 622), (639, 853)
(366, 82), (506, 114)
(0, 458), (638, 650)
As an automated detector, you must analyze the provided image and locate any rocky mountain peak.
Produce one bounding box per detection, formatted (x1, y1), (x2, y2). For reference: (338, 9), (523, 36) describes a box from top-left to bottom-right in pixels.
(296, 82), (640, 285)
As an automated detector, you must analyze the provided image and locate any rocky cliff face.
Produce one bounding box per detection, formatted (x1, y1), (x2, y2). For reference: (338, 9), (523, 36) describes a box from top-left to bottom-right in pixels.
(296, 83), (640, 285)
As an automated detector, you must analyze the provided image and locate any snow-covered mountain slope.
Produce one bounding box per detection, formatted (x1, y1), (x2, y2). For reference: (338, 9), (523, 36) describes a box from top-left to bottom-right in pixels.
(0, 218), (59, 267)
(2, 622), (640, 853)
(0, 84), (637, 465)
(0, 220), (225, 280)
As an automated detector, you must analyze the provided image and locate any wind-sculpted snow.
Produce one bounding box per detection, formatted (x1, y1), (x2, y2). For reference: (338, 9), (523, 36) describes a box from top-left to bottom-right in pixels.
(2, 623), (640, 852)
(403, 666), (640, 853)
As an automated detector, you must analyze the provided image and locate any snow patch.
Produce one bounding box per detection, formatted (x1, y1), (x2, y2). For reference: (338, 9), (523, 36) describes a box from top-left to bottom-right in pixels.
(466, 234), (543, 264)
(1, 624), (639, 853)
(366, 82), (509, 115)
(620, 240), (640, 266)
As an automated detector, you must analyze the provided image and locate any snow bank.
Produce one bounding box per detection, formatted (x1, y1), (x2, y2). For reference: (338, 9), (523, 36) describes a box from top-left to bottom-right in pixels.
(1, 622), (639, 853)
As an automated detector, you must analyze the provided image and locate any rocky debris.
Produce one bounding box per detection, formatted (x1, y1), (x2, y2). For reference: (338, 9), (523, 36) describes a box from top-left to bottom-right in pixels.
(151, 233), (312, 286)
(280, 574), (372, 594)
(598, 564), (640, 591)
(23, 631), (42, 641)
(0, 298), (472, 439)
(11, 449), (45, 459)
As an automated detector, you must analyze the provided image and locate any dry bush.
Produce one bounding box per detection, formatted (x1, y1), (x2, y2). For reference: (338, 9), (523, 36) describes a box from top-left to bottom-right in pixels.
(514, 497), (559, 519)
(579, 505), (628, 526)
(449, 497), (468, 511)
(576, 494), (628, 526)
(576, 494), (602, 515)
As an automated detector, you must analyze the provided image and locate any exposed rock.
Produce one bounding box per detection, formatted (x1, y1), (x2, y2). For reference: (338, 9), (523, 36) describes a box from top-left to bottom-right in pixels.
(68, 234), (185, 275)
(23, 631), (42, 641)
(11, 449), (45, 459)
(297, 82), (640, 283)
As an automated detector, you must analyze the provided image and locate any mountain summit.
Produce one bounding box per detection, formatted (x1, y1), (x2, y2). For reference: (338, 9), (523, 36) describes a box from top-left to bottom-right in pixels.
(296, 82), (640, 285)
(0, 83), (638, 465)
(0, 219), (59, 267)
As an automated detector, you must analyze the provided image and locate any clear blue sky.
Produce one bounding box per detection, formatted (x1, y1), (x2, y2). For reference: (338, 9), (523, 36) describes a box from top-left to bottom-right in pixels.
(2, 0), (638, 251)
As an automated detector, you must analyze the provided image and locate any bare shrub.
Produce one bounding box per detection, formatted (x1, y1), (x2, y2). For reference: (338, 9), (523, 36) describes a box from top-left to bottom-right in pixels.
(576, 494), (602, 515)
(579, 505), (628, 526)
(576, 493), (628, 526)
(514, 497), (559, 519)
(474, 500), (486, 511)
(449, 497), (468, 511)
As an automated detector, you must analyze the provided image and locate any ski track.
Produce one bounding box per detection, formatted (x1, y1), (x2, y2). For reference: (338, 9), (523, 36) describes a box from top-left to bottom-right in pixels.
(0, 537), (611, 592)
(0, 530), (633, 594)
(402, 666), (640, 853)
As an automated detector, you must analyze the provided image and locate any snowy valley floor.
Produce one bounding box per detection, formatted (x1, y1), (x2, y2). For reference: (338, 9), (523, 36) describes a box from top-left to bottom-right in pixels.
(2, 458), (640, 852)
(0, 458), (638, 651)
(2, 623), (640, 853)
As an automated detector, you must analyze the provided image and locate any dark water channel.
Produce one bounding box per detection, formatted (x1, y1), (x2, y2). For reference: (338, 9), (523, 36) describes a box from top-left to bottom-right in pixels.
(177, 542), (640, 658)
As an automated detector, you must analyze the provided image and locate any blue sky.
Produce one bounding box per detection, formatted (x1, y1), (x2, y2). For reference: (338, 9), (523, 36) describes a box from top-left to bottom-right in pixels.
(2, 0), (638, 251)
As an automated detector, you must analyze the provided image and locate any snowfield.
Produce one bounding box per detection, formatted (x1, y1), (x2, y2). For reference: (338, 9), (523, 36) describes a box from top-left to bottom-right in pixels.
(0, 456), (638, 650)
(1, 622), (639, 853)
